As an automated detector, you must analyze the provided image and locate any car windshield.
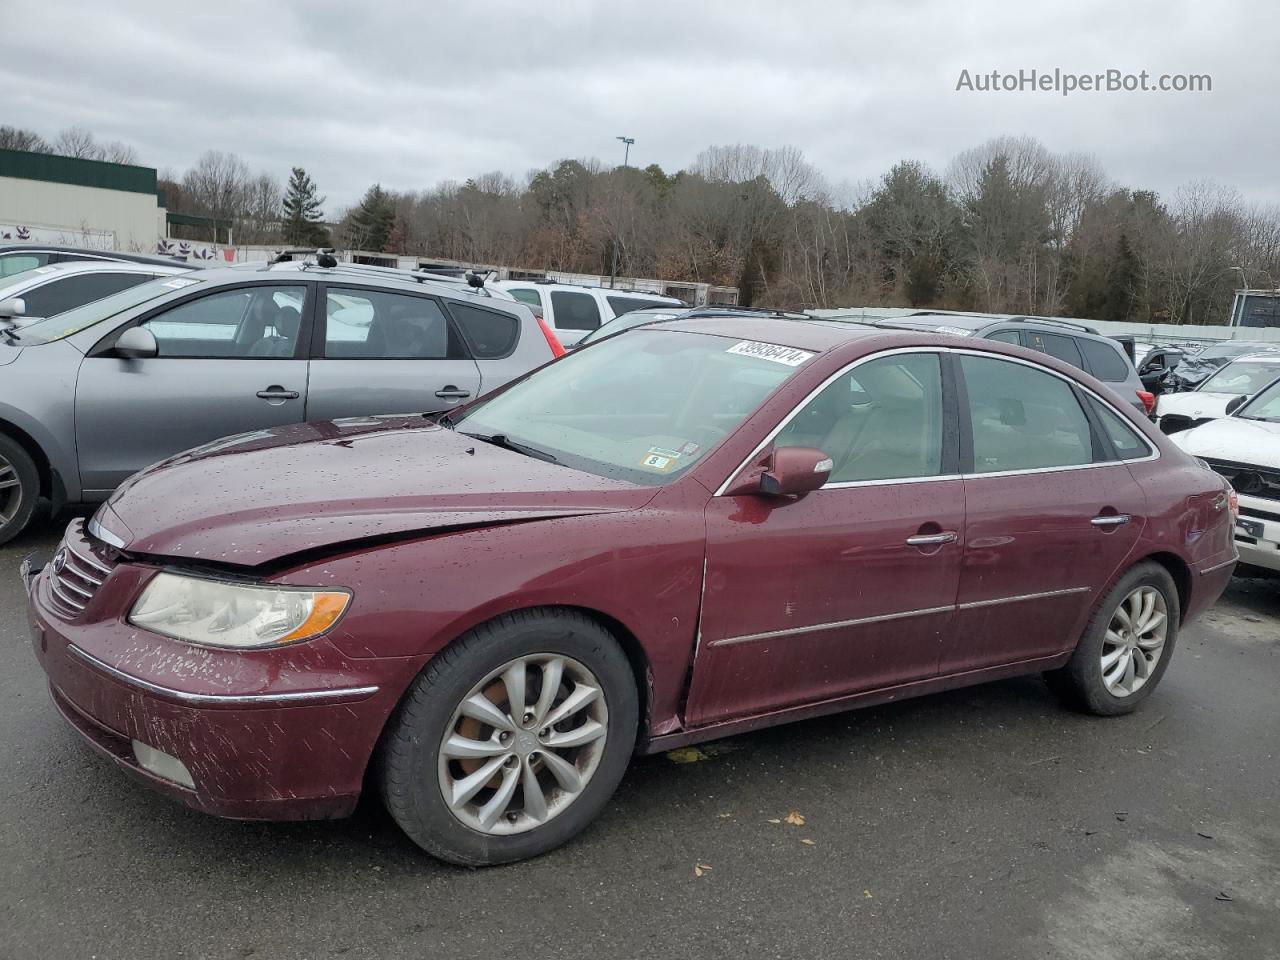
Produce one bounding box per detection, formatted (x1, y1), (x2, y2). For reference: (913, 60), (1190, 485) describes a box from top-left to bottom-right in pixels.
(577, 311), (683, 346)
(1237, 378), (1280, 421)
(13, 275), (203, 344)
(456, 329), (811, 484)
(1199, 360), (1280, 395)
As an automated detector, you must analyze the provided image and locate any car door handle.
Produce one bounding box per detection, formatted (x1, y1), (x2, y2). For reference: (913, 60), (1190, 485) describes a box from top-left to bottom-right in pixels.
(1091, 514), (1131, 527)
(434, 386), (472, 400)
(256, 387), (300, 400)
(905, 532), (958, 547)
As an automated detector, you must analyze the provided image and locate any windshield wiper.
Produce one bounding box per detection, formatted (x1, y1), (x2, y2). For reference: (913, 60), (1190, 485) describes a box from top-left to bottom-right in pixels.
(458, 431), (558, 463)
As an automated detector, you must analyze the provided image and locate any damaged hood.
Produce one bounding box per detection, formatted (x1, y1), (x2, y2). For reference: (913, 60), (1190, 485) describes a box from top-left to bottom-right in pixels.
(1168, 415), (1280, 467)
(96, 416), (653, 565)
(1155, 391), (1236, 422)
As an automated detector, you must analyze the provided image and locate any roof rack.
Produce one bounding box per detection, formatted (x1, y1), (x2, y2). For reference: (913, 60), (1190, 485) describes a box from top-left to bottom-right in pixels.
(1007, 315), (1099, 334)
(683, 305), (809, 320)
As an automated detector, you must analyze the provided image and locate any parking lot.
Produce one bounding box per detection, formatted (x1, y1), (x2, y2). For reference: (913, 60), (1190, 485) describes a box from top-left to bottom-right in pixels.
(2, 511), (1277, 960)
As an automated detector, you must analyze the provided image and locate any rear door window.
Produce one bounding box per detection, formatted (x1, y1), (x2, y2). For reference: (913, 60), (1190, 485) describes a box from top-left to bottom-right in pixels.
(960, 355), (1099, 473)
(550, 290), (602, 331)
(1027, 331), (1085, 369)
(1078, 338), (1132, 382)
(323, 287), (457, 359)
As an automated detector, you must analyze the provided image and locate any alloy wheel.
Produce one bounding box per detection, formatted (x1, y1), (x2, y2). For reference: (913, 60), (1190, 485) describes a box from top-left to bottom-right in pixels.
(438, 654), (609, 836)
(0, 453), (22, 526)
(1100, 585), (1168, 697)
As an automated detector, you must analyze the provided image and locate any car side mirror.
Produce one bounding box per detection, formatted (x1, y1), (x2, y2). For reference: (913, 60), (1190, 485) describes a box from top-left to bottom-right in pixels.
(732, 447), (832, 497)
(115, 326), (158, 359)
(1226, 394), (1249, 415)
(0, 296), (25, 319)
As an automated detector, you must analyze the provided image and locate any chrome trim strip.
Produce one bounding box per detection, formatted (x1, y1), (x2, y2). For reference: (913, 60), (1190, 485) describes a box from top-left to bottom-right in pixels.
(66, 543), (112, 576)
(50, 581), (87, 611)
(1090, 514), (1131, 527)
(57, 578), (94, 599)
(714, 345), (1161, 496)
(66, 644), (380, 706)
(955, 586), (1091, 610)
(709, 603), (956, 648)
(1198, 555), (1239, 575)
(709, 586), (1092, 648)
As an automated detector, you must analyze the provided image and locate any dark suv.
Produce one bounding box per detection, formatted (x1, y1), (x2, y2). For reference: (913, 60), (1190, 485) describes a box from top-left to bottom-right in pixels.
(875, 313), (1152, 415)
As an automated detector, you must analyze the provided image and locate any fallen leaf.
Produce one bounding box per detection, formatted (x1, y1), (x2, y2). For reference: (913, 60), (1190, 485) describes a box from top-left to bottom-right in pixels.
(800, 838), (816, 846)
(694, 863), (712, 877)
(718, 813), (732, 819)
(864, 889), (873, 899)
(784, 811), (806, 826)
(666, 747), (708, 764)
(767, 818), (782, 824)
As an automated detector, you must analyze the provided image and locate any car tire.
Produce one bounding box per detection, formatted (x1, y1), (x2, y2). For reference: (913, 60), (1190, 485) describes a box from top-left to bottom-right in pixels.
(379, 609), (638, 866)
(1045, 561), (1181, 716)
(0, 434), (39, 546)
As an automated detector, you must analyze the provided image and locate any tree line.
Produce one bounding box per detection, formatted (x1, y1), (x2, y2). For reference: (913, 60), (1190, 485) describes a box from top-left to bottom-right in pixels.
(5, 123), (1276, 323)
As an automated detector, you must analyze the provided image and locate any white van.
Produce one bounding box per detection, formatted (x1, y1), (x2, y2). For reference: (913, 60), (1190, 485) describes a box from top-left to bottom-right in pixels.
(492, 280), (684, 345)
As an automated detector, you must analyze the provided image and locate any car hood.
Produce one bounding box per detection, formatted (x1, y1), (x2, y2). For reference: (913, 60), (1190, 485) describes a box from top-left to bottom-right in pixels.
(1168, 415), (1280, 465)
(99, 416), (655, 566)
(1155, 391), (1235, 421)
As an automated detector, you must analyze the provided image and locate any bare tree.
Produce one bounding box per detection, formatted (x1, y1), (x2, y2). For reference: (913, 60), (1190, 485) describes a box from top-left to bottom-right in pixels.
(0, 126), (51, 153)
(54, 127), (100, 160)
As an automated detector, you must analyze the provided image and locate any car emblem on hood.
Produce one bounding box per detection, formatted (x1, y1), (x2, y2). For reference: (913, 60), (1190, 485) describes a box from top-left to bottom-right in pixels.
(51, 547), (67, 574)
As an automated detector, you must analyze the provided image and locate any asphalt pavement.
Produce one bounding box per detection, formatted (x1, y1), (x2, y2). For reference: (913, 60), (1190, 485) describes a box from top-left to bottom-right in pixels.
(2, 511), (1277, 960)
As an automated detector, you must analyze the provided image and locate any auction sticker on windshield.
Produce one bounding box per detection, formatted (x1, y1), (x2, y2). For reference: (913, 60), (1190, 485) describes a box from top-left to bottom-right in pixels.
(725, 341), (814, 366)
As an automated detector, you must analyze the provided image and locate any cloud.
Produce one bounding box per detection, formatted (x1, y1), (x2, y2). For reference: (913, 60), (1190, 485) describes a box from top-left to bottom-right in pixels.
(4, 0), (1272, 213)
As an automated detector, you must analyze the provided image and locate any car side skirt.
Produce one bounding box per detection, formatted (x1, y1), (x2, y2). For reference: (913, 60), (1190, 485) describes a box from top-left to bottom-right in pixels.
(639, 651), (1073, 755)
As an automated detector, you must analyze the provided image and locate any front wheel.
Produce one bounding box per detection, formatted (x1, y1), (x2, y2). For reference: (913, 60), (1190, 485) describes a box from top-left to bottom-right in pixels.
(0, 435), (39, 546)
(1045, 561), (1180, 716)
(380, 610), (638, 866)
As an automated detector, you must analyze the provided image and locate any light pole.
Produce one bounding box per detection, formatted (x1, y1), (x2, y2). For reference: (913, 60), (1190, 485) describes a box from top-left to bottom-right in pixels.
(609, 136), (634, 287)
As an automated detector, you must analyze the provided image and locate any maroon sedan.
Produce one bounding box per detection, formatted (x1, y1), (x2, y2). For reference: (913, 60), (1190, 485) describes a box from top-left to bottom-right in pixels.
(24, 318), (1238, 865)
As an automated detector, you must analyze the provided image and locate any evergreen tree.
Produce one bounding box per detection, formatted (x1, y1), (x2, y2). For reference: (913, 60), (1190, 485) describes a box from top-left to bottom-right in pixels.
(282, 166), (328, 246)
(349, 184), (396, 252)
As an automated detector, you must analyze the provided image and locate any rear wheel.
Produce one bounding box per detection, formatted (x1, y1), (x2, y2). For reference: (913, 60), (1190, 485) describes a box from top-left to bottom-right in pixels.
(1045, 562), (1180, 716)
(380, 610), (638, 866)
(0, 435), (39, 546)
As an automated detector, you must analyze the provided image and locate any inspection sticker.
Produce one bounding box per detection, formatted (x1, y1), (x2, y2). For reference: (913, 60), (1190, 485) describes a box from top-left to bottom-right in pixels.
(161, 277), (200, 289)
(726, 340), (814, 366)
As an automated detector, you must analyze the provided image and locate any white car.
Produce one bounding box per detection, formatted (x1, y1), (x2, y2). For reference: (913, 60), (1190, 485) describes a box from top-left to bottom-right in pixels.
(1155, 353), (1280, 434)
(1170, 378), (1280, 573)
(492, 280), (684, 345)
(0, 260), (189, 324)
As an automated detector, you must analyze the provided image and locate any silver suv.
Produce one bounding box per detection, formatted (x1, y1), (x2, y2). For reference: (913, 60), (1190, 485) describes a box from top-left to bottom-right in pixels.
(0, 260), (560, 543)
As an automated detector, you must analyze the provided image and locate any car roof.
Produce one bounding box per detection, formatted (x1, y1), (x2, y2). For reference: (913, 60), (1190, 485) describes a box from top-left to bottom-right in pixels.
(657, 316), (884, 352)
(878, 312), (1102, 336)
(497, 279), (683, 303)
(11, 260), (188, 278)
(0, 244), (195, 268)
(1228, 353), (1280, 364)
(196, 264), (527, 309)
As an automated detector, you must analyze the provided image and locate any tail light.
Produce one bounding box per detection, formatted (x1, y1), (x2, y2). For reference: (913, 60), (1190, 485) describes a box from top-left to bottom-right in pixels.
(535, 315), (565, 358)
(1136, 390), (1156, 415)
(1228, 488), (1239, 522)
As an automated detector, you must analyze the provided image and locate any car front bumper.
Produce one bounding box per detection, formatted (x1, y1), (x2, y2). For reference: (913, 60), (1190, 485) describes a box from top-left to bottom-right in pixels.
(1234, 495), (1280, 572)
(24, 541), (417, 821)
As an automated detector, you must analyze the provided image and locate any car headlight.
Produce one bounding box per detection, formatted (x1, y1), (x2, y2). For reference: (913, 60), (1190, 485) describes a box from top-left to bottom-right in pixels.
(129, 572), (350, 649)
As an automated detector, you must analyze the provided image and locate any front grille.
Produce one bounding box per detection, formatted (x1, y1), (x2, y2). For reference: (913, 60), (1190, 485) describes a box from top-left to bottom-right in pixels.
(46, 519), (119, 618)
(1203, 458), (1280, 503)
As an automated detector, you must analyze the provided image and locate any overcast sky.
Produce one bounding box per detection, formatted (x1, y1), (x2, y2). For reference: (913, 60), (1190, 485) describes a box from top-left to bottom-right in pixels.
(5, 0), (1273, 215)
